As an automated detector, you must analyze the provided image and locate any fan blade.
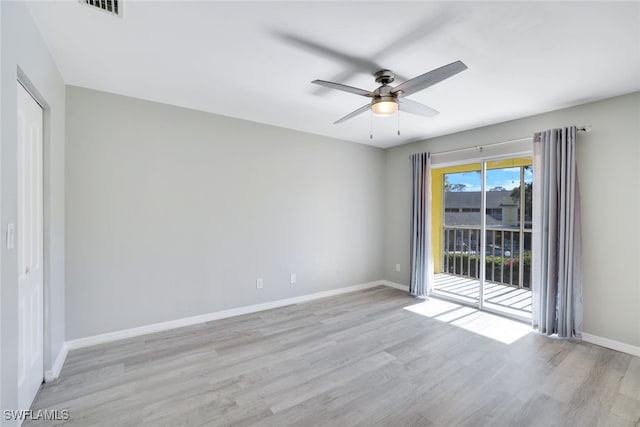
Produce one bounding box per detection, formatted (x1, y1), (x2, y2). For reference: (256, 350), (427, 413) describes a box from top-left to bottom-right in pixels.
(334, 104), (371, 124)
(398, 98), (439, 117)
(392, 60), (467, 97)
(312, 80), (375, 98)
(275, 32), (385, 73)
(274, 32), (404, 95)
(313, 69), (409, 96)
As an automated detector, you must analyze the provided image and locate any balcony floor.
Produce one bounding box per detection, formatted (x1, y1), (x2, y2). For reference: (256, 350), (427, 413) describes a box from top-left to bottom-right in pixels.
(434, 273), (532, 319)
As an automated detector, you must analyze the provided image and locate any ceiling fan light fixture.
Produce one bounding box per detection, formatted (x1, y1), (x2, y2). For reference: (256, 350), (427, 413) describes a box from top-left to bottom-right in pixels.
(371, 98), (398, 116)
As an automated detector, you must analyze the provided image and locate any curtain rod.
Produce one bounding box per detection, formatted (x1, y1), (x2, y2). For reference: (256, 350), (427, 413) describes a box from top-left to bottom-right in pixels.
(430, 125), (591, 156)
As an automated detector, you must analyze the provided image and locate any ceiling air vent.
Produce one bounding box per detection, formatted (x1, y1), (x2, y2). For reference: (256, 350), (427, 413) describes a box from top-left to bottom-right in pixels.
(80, 0), (122, 17)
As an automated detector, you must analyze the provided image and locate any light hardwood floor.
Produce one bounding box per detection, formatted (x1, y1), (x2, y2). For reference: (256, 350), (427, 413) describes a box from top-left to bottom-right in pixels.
(29, 286), (640, 426)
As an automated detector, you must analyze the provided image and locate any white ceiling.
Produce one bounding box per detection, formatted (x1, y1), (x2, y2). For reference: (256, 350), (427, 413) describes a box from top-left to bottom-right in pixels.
(26, 1), (640, 148)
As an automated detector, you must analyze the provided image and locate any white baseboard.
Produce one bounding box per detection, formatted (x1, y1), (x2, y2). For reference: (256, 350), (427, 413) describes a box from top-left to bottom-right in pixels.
(381, 280), (410, 292)
(581, 333), (640, 357)
(44, 342), (68, 382)
(66, 280), (386, 350)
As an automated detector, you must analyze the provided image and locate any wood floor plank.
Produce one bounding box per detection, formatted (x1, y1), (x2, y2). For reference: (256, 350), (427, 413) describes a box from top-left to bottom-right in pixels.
(26, 286), (640, 426)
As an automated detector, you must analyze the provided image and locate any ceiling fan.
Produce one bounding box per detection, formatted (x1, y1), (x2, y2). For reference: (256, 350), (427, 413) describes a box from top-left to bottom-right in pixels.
(312, 60), (467, 124)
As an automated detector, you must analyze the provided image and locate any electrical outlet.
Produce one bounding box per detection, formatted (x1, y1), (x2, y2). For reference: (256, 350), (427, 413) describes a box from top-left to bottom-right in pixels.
(290, 273), (296, 284)
(395, 264), (401, 272)
(256, 278), (263, 289)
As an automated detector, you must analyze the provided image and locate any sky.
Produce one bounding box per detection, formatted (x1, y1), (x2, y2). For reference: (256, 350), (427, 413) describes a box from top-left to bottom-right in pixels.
(446, 167), (533, 192)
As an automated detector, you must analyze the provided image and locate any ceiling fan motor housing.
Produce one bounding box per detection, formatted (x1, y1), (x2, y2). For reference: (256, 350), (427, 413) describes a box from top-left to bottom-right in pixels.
(372, 84), (398, 106)
(374, 69), (395, 85)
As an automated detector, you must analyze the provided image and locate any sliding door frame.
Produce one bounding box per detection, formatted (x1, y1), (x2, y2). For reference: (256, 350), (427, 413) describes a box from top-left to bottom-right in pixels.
(432, 151), (533, 323)
(478, 160), (487, 311)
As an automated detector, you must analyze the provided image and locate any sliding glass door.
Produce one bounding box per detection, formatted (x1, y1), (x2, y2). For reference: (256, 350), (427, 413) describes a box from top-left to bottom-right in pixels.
(439, 165), (482, 305)
(434, 157), (533, 321)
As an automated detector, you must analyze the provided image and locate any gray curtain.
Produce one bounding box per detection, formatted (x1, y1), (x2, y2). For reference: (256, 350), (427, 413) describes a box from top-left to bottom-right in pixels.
(409, 152), (434, 298)
(532, 127), (583, 338)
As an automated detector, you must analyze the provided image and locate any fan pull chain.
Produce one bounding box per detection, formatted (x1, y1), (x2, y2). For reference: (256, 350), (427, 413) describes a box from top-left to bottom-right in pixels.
(370, 110), (373, 139)
(397, 110), (401, 136)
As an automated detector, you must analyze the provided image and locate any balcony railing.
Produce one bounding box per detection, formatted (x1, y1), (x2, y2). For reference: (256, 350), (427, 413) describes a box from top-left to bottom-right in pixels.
(443, 226), (532, 289)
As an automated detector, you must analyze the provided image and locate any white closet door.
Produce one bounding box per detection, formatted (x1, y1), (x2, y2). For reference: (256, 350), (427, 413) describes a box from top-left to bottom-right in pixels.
(17, 81), (44, 411)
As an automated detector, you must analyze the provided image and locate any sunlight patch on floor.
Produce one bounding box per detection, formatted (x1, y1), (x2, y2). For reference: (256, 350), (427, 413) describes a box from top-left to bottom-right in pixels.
(404, 298), (532, 345)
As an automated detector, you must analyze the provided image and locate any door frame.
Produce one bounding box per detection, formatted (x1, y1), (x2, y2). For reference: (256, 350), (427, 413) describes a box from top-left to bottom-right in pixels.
(16, 72), (51, 388)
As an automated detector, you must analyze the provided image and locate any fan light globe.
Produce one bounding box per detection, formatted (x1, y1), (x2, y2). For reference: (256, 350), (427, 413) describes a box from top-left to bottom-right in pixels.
(371, 100), (398, 116)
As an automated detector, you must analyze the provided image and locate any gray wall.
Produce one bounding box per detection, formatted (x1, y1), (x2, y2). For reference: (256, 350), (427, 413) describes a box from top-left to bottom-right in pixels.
(383, 92), (640, 348)
(65, 86), (385, 340)
(0, 1), (66, 420)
